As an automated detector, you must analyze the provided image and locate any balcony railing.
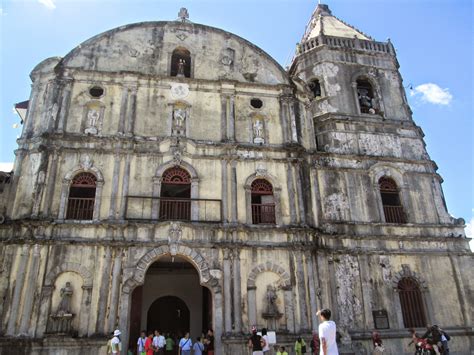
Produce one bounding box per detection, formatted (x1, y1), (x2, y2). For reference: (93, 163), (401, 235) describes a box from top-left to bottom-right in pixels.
(383, 205), (406, 224)
(126, 196), (222, 222)
(251, 203), (276, 224)
(66, 197), (95, 220)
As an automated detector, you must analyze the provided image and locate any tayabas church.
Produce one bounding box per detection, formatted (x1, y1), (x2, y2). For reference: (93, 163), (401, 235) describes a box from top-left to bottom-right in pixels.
(0, 4), (472, 355)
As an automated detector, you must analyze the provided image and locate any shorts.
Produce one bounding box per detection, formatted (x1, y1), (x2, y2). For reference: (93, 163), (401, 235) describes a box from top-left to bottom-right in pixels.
(253, 352), (264, 355)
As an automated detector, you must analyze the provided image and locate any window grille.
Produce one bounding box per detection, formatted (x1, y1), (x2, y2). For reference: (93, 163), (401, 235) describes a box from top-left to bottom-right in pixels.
(398, 277), (427, 328)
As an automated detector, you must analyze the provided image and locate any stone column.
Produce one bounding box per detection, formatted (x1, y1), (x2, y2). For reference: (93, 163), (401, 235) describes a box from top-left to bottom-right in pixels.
(223, 249), (232, 333)
(58, 180), (69, 220)
(56, 78), (73, 133)
(108, 154), (122, 220)
(247, 286), (257, 328)
(278, 97), (289, 143)
(0, 247), (14, 334)
(125, 87), (137, 135)
(107, 250), (123, 333)
(286, 163), (297, 224)
(283, 286), (295, 333)
(221, 160), (228, 223)
(244, 186), (252, 224)
(43, 153), (59, 217)
(230, 160), (238, 223)
(449, 255), (472, 327)
(119, 154), (131, 220)
(93, 181), (104, 221)
(357, 254), (374, 329)
(6, 246), (30, 335)
(118, 291), (132, 353)
(227, 95), (235, 141)
(294, 251), (309, 331)
(289, 101), (298, 143)
(310, 169), (321, 227)
(96, 247), (112, 334)
(151, 177), (162, 220)
(220, 95), (227, 141)
(118, 87), (129, 134)
(214, 290), (224, 353)
(79, 285), (93, 336)
(35, 285), (54, 337)
(232, 249), (242, 333)
(191, 178), (199, 221)
(19, 244), (41, 335)
(22, 83), (42, 138)
(305, 252), (318, 332)
(294, 163), (306, 224)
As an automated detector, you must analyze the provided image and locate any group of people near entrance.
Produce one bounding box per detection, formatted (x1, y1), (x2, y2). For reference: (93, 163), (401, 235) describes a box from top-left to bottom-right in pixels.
(248, 309), (337, 355)
(108, 309), (451, 355)
(135, 329), (214, 355)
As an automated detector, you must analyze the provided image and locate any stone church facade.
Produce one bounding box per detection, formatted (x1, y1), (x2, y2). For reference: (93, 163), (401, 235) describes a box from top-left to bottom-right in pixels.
(0, 5), (472, 355)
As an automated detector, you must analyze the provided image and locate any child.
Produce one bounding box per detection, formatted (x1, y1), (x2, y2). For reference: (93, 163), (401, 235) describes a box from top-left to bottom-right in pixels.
(193, 337), (205, 355)
(276, 346), (288, 355)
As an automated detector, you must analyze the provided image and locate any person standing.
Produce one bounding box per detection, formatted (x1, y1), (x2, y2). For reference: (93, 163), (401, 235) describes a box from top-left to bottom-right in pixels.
(204, 329), (214, 355)
(179, 332), (193, 355)
(276, 346), (288, 355)
(294, 337), (306, 355)
(261, 328), (270, 354)
(145, 332), (154, 355)
(248, 326), (265, 355)
(165, 334), (174, 354)
(311, 332), (320, 355)
(111, 329), (123, 355)
(153, 330), (166, 355)
(317, 309), (339, 355)
(137, 331), (147, 355)
(193, 337), (205, 355)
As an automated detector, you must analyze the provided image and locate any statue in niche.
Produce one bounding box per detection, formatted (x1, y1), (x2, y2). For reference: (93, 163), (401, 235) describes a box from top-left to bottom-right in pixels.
(173, 107), (186, 136)
(177, 59), (186, 77)
(253, 119), (265, 144)
(56, 282), (73, 315)
(357, 88), (376, 114)
(266, 285), (279, 315)
(85, 108), (100, 134)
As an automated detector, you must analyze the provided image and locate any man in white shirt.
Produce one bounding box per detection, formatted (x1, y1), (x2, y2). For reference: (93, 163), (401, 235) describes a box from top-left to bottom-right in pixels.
(111, 329), (122, 355)
(153, 329), (166, 355)
(317, 309), (339, 355)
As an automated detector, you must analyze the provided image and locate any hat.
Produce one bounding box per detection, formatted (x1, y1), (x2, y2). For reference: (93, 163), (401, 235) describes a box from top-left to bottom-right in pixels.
(251, 325), (257, 333)
(114, 329), (121, 336)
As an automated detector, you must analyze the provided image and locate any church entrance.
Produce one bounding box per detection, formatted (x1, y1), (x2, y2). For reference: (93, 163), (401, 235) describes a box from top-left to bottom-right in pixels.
(128, 255), (212, 354)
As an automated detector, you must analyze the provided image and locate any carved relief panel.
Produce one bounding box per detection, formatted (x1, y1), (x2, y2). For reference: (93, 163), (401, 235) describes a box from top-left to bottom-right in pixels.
(83, 101), (105, 135)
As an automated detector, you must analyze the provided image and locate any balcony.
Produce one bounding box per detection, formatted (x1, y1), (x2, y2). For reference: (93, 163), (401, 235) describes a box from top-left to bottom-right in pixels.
(251, 203), (276, 224)
(383, 205), (407, 224)
(125, 196), (222, 222)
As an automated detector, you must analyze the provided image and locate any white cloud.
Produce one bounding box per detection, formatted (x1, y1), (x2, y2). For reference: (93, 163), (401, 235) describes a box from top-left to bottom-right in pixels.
(0, 162), (14, 172)
(411, 83), (453, 105)
(38, 0), (56, 10)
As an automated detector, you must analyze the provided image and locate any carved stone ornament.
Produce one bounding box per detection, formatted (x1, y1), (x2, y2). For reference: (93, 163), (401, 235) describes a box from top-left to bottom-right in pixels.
(176, 33), (188, 41)
(253, 119), (265, 144)
(170, 83), (190, 99)
(221, 56), (233, 66)
(80, 155), (93, 170)
(255, 164), (267, 177)
(84, 108), (100, 135)
(168, 223), (183, 256)
(178, 7), (189, 22)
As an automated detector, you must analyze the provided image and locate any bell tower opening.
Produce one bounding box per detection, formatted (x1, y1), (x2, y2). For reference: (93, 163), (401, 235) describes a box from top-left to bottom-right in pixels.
(128, 255), (212, 354)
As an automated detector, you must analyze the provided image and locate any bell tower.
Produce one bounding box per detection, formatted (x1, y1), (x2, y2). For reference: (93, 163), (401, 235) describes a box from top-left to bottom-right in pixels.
(290, 4), (418, 155)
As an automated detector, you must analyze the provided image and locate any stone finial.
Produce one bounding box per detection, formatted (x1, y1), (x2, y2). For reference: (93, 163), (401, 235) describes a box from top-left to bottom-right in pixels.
(178, 8), (189, 22)
(314, 4), (332, 17)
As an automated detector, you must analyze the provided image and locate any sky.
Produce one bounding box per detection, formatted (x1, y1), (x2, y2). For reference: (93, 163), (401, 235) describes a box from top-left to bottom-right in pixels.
(0, 0), (472, 245)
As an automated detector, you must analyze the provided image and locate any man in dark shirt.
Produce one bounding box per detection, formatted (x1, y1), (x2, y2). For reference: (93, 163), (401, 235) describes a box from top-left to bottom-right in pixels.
(204, 329), (214, 355)
(248, 326), (264, 355)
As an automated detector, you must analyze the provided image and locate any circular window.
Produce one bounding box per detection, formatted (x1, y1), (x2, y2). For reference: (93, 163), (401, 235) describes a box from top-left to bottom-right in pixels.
(89, 86), (104, 98)
(250, 98), (263, 109)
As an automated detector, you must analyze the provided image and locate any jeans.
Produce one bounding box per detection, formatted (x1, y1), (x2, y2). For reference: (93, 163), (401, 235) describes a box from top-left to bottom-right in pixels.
(182, 350), (191, 355)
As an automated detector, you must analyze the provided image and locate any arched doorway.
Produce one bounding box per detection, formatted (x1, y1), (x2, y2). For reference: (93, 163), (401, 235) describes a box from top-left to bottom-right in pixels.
(128, 255), (212, 353)
(147, 296), (190, 336)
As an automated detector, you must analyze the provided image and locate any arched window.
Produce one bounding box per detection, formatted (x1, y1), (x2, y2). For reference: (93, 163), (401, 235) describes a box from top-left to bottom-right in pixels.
(170, 47), (191, 78)
(251, 179), (275, 224)
(398, 277), (427, 328)
(160, 167), (191, 220)
(357, 78), (376, 114)
(379, 177), (406, 223)
(66, 172), (97, 220)
(309, 79), (322, 98)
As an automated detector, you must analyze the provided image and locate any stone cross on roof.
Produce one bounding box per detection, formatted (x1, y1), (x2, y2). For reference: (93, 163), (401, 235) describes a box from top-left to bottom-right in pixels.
(178, 7), (189, 22)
